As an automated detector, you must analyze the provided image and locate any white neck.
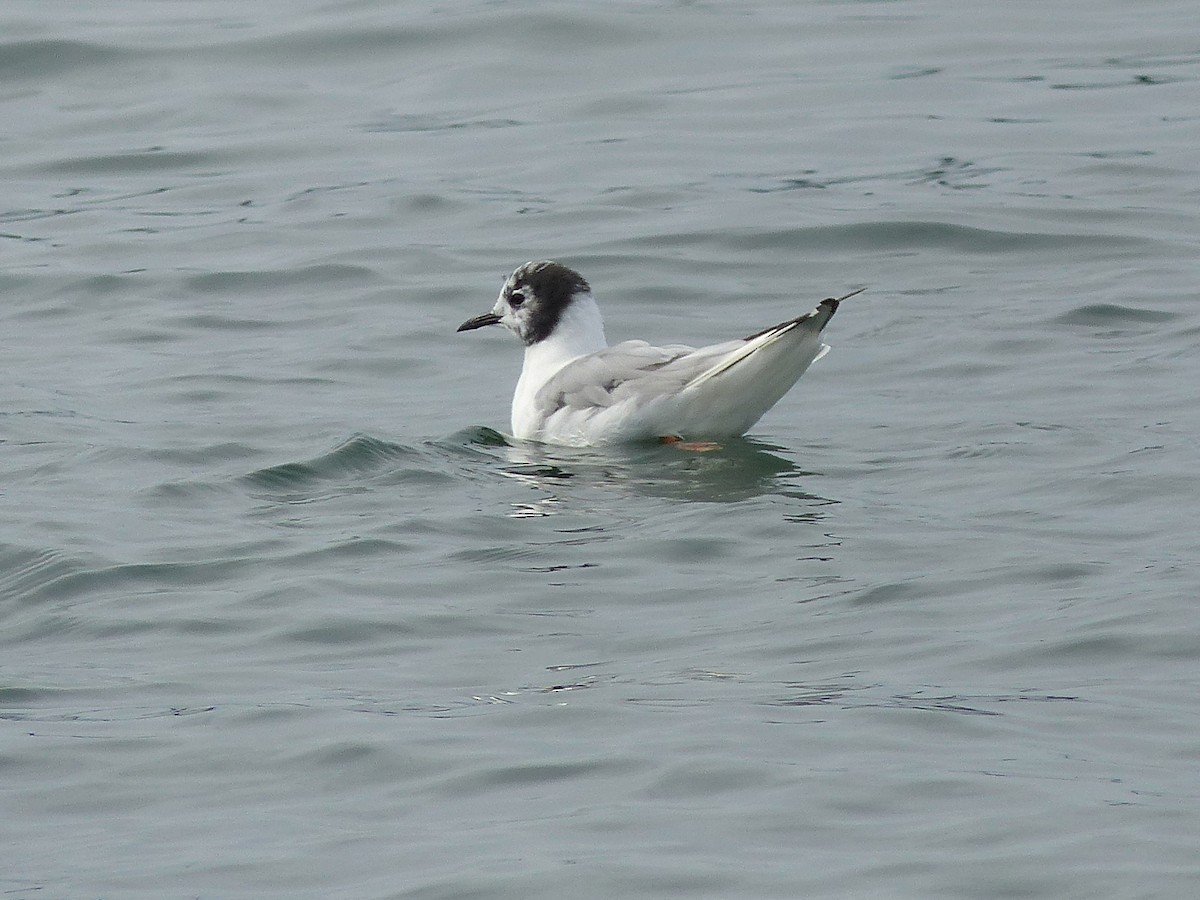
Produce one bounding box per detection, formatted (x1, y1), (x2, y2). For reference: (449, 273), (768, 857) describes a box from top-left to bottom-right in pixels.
(511, 293), (607, 438)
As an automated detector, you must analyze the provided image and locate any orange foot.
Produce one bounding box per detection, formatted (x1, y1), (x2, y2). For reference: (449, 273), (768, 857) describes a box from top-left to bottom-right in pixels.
(659, 435), (722, 452)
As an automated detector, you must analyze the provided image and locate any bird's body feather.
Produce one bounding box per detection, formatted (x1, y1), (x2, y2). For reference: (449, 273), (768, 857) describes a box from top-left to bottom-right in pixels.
(458, 261), (856, 447)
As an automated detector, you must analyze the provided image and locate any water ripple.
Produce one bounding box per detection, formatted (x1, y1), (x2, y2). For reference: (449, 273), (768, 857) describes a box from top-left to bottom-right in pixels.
(0, 39), (128, 79)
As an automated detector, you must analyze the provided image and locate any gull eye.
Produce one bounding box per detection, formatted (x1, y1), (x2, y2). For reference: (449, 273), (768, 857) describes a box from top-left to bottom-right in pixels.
(509, 291), (525, 308)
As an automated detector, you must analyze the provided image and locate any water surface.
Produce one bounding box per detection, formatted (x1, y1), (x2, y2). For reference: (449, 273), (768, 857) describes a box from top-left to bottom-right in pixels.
(3, 1), (1199, 897)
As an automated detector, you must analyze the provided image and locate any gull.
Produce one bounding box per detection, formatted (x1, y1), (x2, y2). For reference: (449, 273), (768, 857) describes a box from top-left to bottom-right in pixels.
(458, 261), (860, 447)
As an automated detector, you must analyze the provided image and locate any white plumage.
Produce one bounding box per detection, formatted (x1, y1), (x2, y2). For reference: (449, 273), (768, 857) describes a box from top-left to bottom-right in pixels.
(458, 261), (858, 447)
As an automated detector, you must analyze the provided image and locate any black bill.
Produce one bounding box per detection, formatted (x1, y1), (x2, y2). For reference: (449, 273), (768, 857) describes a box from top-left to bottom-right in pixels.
(457, 312), (502, 332)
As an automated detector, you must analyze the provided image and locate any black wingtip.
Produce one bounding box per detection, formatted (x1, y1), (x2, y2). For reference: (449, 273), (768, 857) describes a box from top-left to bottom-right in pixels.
(818, 286), (867, 318)
(742, 287), (866, 340)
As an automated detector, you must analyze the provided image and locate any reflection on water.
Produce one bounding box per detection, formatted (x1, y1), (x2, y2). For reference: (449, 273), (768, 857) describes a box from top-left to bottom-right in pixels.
(490, 431), (837, 506)
(231, 429), (837, 525)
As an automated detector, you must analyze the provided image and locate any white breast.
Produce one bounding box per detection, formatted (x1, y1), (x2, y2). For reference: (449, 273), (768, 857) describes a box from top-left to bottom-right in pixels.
(511, 293), (607, 440)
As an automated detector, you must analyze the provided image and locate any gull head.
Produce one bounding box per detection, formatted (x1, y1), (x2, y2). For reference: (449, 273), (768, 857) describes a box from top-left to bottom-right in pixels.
(457, 260), (592, 347)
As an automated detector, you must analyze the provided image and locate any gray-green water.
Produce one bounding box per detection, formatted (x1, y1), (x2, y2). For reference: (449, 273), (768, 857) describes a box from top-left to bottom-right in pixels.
(3, 2), (1199, 897)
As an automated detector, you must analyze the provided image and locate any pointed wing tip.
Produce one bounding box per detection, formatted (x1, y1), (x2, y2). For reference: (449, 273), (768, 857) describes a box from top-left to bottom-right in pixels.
(818, 286), (867, 315)
(737, 287), (866, 342)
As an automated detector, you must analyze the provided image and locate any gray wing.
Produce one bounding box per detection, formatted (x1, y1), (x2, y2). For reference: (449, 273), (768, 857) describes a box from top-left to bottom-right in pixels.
(533, 338), (744, 419)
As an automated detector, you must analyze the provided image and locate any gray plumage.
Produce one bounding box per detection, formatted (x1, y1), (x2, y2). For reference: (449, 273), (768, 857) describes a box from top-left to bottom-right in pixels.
(458, 261), (858, 446)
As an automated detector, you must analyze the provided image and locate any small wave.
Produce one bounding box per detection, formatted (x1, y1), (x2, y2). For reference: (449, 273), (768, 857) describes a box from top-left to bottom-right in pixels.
(242, 434), (419, 490)
(37, 148), (224, 177)
(622, 221), (1141, 255)
(0, 39), (127, 80)
(439, 426), (510, 448)
(216, 430), (509, 506)
(0, 546), (87, 606)
(363, 114), (525, 134)
(1055, 303), (1179, 327)
(184, 264), (378, 295)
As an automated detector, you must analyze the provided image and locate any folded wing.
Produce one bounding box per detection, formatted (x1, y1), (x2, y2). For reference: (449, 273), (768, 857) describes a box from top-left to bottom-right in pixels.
(532, 296), (849, 443)
(534, 338), (741, 419)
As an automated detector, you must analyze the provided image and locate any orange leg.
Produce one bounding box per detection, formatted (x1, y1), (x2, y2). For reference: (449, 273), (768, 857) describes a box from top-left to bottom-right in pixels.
(659, 435), (722, 452)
